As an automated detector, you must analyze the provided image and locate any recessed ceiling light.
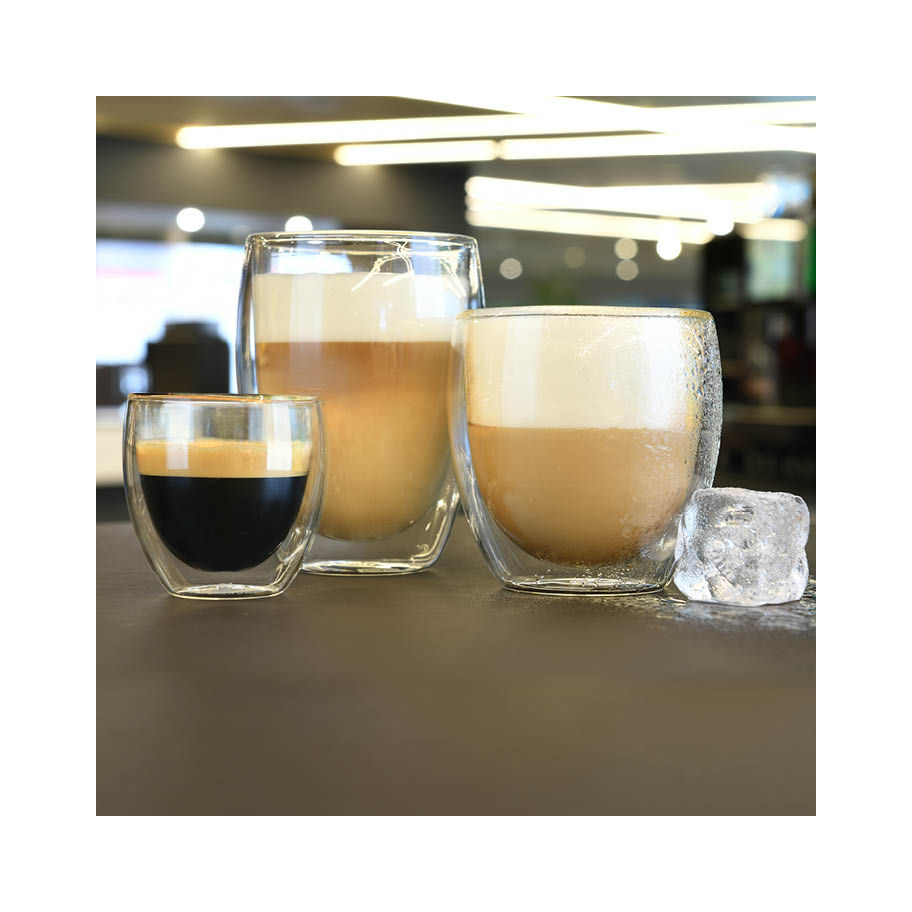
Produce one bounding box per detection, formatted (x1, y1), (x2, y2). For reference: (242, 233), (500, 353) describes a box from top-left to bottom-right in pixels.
(284, 215), (313, 231)
(176, 207), (205, 232)
(616, 260), (639, 281)
(499, 258), (523, 279)
(614, 238), (638, 260)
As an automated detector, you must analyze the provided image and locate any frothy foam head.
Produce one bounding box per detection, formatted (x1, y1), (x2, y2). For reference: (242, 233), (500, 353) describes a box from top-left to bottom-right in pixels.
(464, 311), (709, 431)
(253, 272), (468, 343)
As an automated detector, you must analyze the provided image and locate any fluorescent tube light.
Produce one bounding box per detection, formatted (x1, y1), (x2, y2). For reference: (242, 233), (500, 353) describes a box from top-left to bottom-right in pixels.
(334, 139), (499, 165)
(737, 219), (809, 241)
(399, 97), (817, 129)
(466, 207), (714, 244)
(465, 176), (778, 222)
(176, 102), (816, 151)
(499, 127), (816, 159)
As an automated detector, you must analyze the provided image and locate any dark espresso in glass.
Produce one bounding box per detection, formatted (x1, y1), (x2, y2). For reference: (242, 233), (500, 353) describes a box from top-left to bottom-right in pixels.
(137, 439), (310, 572)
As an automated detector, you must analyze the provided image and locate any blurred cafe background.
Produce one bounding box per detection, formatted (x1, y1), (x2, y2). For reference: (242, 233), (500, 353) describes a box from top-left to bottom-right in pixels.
(96, 96), (816, 538)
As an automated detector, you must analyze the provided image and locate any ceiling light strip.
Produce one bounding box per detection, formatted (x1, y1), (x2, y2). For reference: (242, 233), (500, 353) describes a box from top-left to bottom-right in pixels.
(399, 97), (817, 129)
(332, 127), (815, 165)
(499, 127), (816, 159)
(465, 176), (776, 222)
(176, 101), (816, 150)
(466, 208), (713, 244)
(334, 139), (499, 165)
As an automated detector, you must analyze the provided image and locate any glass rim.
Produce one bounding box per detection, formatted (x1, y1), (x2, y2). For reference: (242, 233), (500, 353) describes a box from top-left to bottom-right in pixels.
(456, 305), (712, 321)
(245, 229), (479, 248)
(126, 393), (321, 406)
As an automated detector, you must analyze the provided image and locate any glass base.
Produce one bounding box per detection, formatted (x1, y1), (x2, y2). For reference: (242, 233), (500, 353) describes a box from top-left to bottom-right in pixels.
(301, 556), (439, 576)
(500, 577), (668, 596)
(299, 482), (459, 576)
(167, 583), (284, 600)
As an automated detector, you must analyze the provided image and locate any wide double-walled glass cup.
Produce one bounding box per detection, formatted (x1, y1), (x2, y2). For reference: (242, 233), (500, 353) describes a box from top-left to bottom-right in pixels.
(124, 394), (325, 599)
(449, 306), (722, 594)
(237, 231), (484, 575)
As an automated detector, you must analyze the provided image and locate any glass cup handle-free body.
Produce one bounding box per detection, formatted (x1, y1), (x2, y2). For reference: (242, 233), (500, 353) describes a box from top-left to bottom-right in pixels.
(124, 393), (325, 599)
(237, 230), (484, 576)
(448, 305), (723, 595)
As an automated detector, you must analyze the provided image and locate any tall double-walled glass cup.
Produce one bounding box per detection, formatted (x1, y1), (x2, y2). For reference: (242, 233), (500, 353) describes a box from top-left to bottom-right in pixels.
(449, 306), (722, 595)
(124, 393), (325, 599)
(238, 231), (484, 575)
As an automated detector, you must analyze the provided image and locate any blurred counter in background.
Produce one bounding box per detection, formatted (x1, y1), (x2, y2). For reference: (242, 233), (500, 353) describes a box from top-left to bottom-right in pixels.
(97, 407), (124, 487)
(97, 406), (128, 521)
(716, 403), (815, 501)
(96, 319), (232, 521)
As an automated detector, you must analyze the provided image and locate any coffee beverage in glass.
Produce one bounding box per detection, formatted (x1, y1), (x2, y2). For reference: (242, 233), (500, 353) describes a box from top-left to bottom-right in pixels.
(238, 231), (484, 574)
(124, 393), (325, 599)
(449, 306), (722, 594)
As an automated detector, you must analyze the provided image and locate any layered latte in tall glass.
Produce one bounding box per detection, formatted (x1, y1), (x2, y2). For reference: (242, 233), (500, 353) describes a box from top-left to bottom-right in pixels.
(238, 232), (484, 575)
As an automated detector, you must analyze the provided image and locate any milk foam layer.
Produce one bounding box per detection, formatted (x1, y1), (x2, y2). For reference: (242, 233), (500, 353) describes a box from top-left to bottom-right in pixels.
(464, 313), (704, 431)
(253, 272), (468, 343)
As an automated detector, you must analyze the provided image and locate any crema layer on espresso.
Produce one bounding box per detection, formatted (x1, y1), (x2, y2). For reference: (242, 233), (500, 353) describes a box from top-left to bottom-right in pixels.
(136, 438), (312, 477)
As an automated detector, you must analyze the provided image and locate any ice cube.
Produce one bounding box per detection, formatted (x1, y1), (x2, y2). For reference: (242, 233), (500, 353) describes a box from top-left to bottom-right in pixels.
(673, 488), (809, 607)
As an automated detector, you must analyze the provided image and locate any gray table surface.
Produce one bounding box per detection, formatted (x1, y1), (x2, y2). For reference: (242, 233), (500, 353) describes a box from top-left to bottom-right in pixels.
(97, 518), (815, 815)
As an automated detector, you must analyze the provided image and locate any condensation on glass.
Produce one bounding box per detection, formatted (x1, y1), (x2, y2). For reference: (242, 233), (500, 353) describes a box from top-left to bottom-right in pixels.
(448, 306), (722, 594)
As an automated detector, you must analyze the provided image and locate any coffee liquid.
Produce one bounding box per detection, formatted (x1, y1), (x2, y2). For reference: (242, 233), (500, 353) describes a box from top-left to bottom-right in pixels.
(467, 424), (696, 566)
(137, 439), (309, 572)
(251, 271), (466, 544)
(256, 340), (450, 541)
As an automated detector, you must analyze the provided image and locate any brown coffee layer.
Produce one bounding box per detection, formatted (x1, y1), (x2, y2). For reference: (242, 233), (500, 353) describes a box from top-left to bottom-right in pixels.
(255, 340), (450, 541)
(467, 423), (697, 565)
(136, 438), (310, 478)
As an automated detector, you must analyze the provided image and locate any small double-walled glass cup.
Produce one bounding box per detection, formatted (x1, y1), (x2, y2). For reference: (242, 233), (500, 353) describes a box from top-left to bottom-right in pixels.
(124, 394), (325, 599)
(448, 306), (723, 595)
(237, 230), (484, 575)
